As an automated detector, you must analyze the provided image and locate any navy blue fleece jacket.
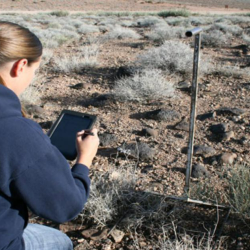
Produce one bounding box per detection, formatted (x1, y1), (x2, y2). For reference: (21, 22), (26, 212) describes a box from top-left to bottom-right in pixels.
(0, 84), (91, 250)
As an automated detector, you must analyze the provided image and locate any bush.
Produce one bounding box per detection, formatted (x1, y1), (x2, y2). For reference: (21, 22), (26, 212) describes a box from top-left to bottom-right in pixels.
(82, 163), (138, 225)
(77, 24), (99, 34)
(158, 9), (190, 18)
(226, 164), (250, 219)
(33, 28), (80, 48)
(136, 41), (194, 76)
(50, 11), (69, 17)
(242, 34), (250, 44)
(213, 23), (243, 36)
(147, 23), (187, 42)
(113, 69), (175, 102)
(102, 25), (141, 40)
(136, 16), (165, 27)
(53, 45), (99, 73)
(202, 30), (232, 47)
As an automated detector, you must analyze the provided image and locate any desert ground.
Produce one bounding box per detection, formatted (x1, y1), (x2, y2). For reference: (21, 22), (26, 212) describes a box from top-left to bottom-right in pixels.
(1, 1), (250, 250)
(1, 0), (250, 14)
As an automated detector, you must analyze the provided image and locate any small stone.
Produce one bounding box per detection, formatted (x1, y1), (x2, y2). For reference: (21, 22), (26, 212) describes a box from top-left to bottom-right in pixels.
(220, 153), (237, 164)
(141, 165), (154, 174)
(239, 136), (248, 145)
(176, 81), (191, 92)
(210, 123), (228, 134)
(81, 228), (108, 241)
(197, 112), (215, 121)
(193, 145), (216, 157)
(99, 133), (118, 146)
(39, 120), (53, 129)
(146, 109), (181, 123)
(216, 107), (246, 116)
(110, 229), (125, 243)
(118, 142), (155, 160)
(174, 133), (186, 139)
(141, 128), (158, 138)
(174, 118), (189, 132)
(69, 83), (84, 90)
(222, 131), (234, 141)
(192, 164), (209, 178)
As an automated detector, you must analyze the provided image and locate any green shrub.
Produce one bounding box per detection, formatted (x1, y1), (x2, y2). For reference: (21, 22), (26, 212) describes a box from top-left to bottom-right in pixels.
(226, 164), (250, 219)
(158, 9), (190, 18)
(50, 11), (69, 17)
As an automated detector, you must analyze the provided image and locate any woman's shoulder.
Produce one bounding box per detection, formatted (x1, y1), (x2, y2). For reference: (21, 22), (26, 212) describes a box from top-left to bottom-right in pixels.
(0, 116), (51, 162)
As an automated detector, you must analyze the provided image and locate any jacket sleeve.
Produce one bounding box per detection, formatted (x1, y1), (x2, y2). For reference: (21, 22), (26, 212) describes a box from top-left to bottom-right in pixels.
(11, 146), (90, 223)
(8, 118), (91, 224)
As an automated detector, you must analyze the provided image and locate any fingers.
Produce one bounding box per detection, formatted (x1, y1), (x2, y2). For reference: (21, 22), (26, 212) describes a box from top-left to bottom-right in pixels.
(76, 128), (98, 141)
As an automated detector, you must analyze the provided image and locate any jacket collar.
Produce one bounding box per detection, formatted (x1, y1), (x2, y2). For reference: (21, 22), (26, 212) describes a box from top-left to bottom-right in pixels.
(0, 84), (22, 119)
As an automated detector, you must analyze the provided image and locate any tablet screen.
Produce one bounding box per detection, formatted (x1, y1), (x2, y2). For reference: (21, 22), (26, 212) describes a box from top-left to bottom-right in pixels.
(50, 113), (93, 160)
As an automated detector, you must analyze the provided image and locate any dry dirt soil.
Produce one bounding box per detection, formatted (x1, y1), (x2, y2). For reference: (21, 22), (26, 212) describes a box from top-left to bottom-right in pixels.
(1, 1), (250, 250)
(1, 0), (250, 14)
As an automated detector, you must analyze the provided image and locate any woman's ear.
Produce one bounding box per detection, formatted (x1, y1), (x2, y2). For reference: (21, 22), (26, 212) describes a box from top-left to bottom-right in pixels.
(11, 59), (28, 77)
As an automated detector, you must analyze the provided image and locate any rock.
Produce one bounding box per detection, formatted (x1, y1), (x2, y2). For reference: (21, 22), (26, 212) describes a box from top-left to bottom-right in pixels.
(193, 145), (216, 157)
(174, 133), (186, 139)
(239, 136), (248, 145)
(174, 118), (189, 132)
(220, 153), (237, 164)
(141, 165), (154, 173)
(117, 142), (155, 160)
(81, 228), (108, 241)
(216, 107), (246, 116)
(222, 131), (235, 141)
(85, 93), (114, 107)
(141, 128), (158, 138)
(209, 123), (228, 134)
(192, 164), (210, 178)
(39, 121), (53, 130)
(145, 109), (181, 123)
(99, 133), (118, 146)
(69, 83), (84, 90)
(23, 103), (45, 117)
(176, 81), (191, 92)
(197, 112), (215, 121)
(110, 229), (125, 243)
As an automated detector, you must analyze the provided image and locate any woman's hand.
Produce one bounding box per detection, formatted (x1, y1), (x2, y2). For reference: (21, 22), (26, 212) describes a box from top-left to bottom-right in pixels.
(76, 128), (99, 168)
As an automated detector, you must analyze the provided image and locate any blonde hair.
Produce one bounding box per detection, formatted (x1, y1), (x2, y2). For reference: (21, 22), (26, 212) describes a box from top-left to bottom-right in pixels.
(0, 21), (43, 117)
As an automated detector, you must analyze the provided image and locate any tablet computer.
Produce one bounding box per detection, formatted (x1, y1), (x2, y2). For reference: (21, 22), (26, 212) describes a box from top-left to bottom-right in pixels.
(47, 110), (97, 160)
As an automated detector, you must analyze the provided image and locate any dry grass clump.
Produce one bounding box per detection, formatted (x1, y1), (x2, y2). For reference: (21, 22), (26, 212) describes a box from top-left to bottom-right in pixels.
(113, 69), (175, 102)
(33, 28), (80, 48)
(213, 23), (243, 36)
(147, 23), (187, 43)
(53, 44), (99, 73)
(136, 16), (165, 27)
(82, 162), (138, 225)
(212, 64), (250, 78)
(102, 25), (141, 40)
(190, 163), (250, 220)
(50, 11), (69, 17)
(77, 23), (100, 34)
(202, 30), (232, 47)
(136, 41), (193, 75)
(242, 34), (250, 44)
(154, 227), (225, 250)
(19, 75), (44, 105)
(158, 9), (190, 18)
(225, 164), (250, 219)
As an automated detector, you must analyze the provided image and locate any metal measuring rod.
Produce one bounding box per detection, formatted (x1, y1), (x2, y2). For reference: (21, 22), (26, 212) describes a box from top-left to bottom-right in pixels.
(184, 27), (203, 196)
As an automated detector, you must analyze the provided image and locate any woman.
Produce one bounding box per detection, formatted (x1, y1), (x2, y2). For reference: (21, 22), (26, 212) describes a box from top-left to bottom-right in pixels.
(0, 21), (99, 250)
